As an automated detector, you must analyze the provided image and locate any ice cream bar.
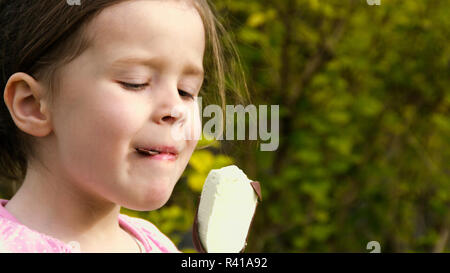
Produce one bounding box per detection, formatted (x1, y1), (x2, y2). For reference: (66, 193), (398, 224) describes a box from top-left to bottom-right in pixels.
(192, 165), (262, 253)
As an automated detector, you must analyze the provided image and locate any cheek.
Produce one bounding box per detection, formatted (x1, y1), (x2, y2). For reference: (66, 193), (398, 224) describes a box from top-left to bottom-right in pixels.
(187, 139), (199, 154)
(180, 139), (198, 171)
(86, 93), (143, 137)
(55, 89), (144, 167)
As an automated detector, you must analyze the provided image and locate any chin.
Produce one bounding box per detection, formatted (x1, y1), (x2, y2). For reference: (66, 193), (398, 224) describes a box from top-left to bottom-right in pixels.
(123, 186), (174, 211)
(122, 198), (170, 212)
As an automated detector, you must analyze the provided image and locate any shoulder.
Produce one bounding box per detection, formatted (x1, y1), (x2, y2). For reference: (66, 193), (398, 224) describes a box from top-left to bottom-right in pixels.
(0, 217), (70, 253)
(119, 214), (181, 253)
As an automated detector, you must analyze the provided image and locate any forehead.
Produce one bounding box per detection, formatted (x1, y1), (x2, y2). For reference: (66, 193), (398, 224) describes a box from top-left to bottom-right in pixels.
(84, 0), (205, 72)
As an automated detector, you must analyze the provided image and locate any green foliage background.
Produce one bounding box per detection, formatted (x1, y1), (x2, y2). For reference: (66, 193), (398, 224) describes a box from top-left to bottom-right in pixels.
(2, 0), (449, 252)
(124, 0), (450, 252)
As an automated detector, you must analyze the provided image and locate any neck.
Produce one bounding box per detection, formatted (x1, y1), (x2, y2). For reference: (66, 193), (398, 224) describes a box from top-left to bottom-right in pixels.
(5, 159), (126, 250)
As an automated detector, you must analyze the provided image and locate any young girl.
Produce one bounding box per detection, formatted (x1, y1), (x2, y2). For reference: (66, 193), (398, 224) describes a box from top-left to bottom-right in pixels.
(0, 0), (248, 253)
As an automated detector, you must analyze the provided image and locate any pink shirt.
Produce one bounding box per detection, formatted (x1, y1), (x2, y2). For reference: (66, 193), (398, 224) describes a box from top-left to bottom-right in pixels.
(0, 199), (180, 253)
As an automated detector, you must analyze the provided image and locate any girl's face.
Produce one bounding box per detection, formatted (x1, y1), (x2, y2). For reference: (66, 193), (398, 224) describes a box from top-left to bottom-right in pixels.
(47, 0), (205, 210)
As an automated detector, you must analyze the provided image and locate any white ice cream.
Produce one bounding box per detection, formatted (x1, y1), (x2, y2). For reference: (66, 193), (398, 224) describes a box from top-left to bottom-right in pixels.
(197, 165), (258, 253)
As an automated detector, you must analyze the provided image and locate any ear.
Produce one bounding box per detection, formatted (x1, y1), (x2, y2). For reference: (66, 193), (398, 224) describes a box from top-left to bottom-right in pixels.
(3, 72), (52, 137)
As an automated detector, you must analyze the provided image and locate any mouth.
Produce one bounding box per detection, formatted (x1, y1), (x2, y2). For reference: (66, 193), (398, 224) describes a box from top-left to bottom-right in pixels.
(135, 146), (179, 158)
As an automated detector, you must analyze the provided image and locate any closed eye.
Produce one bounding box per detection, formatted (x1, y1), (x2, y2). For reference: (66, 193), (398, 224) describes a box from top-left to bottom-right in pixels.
(120, 81), (194, 99)
(119, 82), (148, 91)
(179, 89), (194, 99)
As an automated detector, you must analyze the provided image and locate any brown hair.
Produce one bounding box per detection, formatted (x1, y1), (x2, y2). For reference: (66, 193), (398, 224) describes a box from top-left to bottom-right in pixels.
(0, 0), (249, 191)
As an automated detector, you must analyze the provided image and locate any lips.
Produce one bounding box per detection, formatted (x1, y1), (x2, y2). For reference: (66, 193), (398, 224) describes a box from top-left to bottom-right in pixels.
(135, 145), (179, 156)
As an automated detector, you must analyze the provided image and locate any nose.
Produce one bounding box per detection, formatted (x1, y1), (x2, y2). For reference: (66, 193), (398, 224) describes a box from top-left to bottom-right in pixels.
(152, 83), (187, 126)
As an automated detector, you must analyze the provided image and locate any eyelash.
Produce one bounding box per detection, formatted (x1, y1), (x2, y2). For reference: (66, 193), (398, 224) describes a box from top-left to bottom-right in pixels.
(119, 82), (194, 99)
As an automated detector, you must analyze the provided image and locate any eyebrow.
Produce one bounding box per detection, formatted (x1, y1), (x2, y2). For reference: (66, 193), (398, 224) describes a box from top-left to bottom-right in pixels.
(111, 56), (204, 79)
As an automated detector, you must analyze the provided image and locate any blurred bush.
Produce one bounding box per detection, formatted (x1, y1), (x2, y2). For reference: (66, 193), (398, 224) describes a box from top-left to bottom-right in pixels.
(141, 0), (449, 252)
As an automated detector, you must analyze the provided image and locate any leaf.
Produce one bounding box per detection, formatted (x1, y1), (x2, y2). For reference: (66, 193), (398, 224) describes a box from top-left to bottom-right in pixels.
(247, 12), (266, 28)
(188, 150), (215, 173)
(212, 155), (234, 169)
(187, 172), (208, 193)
